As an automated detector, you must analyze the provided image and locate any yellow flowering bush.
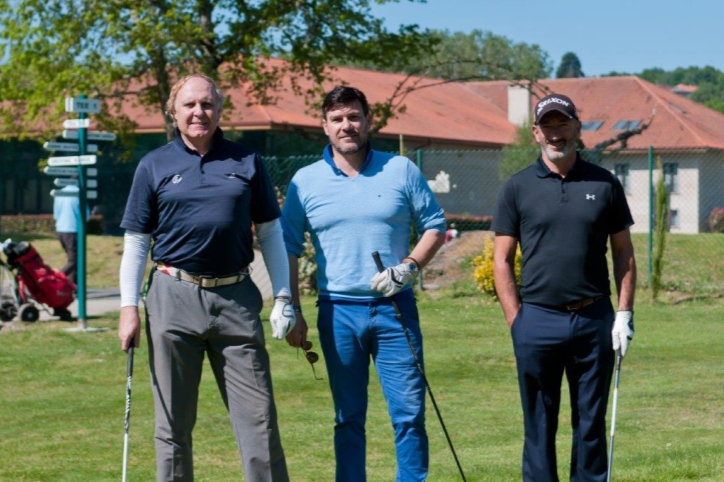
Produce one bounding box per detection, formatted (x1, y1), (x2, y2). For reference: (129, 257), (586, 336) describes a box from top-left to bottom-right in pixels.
(471, 236), (522, 299)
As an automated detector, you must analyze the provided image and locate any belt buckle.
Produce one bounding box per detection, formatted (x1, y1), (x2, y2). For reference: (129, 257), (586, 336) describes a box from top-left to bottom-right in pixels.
(199, 277), (217, 289)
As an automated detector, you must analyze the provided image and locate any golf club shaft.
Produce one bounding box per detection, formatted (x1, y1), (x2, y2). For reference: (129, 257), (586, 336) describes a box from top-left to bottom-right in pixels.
(607, 351), (622, 482)
(372, 252), (467, 482)
(122, 346), (134, 482)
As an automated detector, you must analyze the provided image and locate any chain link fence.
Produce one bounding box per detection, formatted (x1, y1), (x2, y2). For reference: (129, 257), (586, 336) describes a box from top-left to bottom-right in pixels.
(413, 148), (724, 295)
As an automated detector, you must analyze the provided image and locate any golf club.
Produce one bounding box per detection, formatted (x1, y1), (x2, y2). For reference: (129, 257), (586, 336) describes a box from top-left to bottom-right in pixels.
(607, 351), (623, 482)
(122, 346), (135, 482)
(372, 251), (467, 482)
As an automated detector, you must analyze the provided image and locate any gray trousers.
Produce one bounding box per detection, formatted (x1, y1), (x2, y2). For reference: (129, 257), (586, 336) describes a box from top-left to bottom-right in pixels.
(145, 270), (288, 481)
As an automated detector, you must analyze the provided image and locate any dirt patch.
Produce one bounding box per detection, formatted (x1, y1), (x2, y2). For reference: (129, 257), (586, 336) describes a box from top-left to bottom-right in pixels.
(423, 230), (492, 289)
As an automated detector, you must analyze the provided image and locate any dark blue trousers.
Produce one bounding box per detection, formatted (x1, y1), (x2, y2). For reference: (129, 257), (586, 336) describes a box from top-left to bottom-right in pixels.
(511, 299), (615, 482)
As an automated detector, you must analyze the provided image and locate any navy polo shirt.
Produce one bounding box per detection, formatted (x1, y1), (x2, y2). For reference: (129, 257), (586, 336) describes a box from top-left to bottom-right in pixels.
(121, 129), (280, 276)
(492, 153), (633, 306)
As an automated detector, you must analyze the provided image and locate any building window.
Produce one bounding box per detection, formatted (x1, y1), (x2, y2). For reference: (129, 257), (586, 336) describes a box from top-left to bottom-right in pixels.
(614, 164), (630, 193)
(613, 120), (641, 130)
(669, 209), (679, 229)
(581, 120), (604, 131)
(663, 163), (679, 193)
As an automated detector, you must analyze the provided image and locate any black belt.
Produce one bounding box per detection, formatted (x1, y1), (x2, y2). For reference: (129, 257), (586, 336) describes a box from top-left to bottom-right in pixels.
(560, 296), (603, 311)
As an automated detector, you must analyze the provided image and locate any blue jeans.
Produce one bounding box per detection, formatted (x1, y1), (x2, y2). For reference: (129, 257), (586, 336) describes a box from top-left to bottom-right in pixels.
(317, 290), (428, 482)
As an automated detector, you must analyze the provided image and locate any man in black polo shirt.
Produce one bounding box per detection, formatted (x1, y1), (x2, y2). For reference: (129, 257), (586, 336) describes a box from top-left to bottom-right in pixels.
(118, 74), (294, 481)
(492, 93), (636, 482)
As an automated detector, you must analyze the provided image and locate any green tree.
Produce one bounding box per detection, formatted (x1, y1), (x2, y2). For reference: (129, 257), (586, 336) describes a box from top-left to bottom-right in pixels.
(556, 52), (584, 78)
(336, 29), (553, 81)
(652, 156), (669, 301)
(499, 121), (537, 180)
(0, 0), (436, 141)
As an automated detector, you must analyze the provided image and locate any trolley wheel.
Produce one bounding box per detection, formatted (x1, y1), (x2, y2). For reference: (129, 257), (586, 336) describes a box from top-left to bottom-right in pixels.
(0, 300), (17, 322)
(55, 308), (73, 321)
(18, 303), (40, 322)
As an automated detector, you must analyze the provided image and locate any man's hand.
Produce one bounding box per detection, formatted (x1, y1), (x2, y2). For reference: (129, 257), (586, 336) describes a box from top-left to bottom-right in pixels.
(370, 262), (417, 297)
(612, 310), (634, 357)
(118, 306), (142, 352)
(270, 297), (296, 340)
(286, 313), (308, 348)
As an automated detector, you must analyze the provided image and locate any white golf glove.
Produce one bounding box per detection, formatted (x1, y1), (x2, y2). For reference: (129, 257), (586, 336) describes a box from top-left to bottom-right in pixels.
(270, 297), (296, 340)
(370, 262), (418, 297)
(612, 310), (634, 357)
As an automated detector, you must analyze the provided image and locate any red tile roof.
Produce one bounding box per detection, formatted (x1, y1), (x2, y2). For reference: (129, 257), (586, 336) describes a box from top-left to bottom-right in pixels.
(467, 76), (724, 150)
(121, 64), (515, 148)
(112, 68), (724, 151)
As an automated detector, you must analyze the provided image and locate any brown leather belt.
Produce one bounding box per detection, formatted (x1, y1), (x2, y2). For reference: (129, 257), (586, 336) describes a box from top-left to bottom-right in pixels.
(156, 263), (249, 289)
(562, 296), (603, 311)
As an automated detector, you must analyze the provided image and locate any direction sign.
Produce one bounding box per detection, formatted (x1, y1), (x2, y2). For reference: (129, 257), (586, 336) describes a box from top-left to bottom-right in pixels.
(47, 155), (97, 166)
(53, 178), (98, 188)
(43, 141), (98, 153)
(65, 97), (101, 114)
(44, 166), (98, 177)
(63, 118), (91, 129)
(50, 189), (98, 199)
(62, 130), (116, 141)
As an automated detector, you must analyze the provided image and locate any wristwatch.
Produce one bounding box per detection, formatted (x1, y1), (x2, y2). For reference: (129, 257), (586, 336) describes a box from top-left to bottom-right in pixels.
(404, 261), (419, 274)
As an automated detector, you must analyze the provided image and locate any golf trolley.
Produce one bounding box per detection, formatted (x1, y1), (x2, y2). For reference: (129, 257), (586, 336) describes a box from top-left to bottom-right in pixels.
(0, 239), (76, 323)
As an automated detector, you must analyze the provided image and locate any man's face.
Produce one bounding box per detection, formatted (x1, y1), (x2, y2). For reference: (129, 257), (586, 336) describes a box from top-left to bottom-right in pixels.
(173, 77), (221, 144)
(322, 100), (370, 155)
(532, 111), (581, 162)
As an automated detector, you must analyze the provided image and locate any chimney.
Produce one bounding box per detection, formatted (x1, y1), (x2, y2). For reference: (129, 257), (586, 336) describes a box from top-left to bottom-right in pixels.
(507, 84), (531, 127)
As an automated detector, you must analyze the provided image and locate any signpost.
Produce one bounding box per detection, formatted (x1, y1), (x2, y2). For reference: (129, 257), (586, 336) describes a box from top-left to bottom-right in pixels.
(42, 94), (115, 331)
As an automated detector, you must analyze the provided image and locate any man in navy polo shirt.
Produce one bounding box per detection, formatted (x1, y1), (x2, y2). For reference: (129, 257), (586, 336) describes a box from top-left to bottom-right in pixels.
(118, 74), (294, 481)
(492, 93), (636, 482)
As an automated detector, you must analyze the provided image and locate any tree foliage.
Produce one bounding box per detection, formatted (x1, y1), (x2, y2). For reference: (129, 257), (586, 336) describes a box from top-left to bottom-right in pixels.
(499, 120), (537, 180)
(0, 0), (436, 141)
(336, 29), (553, 81)
(556, 52), (584, 78)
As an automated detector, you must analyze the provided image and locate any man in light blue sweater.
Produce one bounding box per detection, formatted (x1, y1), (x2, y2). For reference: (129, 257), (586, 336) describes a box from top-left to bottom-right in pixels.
(282, 85), (446, 482)
(53, 183), (83, 283)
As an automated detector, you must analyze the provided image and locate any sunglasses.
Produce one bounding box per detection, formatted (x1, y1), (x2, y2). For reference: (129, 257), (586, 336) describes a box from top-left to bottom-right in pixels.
(300, 340), (322, 380)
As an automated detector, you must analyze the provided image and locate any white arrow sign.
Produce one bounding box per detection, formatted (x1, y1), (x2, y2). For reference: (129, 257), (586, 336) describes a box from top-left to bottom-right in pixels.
(63, 118), (91, 129)
(65, 97), (101, 114)
(47, 155), (97, 166)
(44, 166), (98, 176)
(54, 178), (98, 188)
(51, 189), (98, 199)
(62, 130), (116, 141)
(43, 141), (98, 153)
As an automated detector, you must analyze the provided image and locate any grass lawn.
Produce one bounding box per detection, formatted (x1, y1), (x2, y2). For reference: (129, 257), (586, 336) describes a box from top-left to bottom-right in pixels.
(1, 285), (723, 481)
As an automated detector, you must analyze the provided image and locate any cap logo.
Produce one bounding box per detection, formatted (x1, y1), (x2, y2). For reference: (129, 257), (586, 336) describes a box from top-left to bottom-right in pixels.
(536, 97), (571, 115)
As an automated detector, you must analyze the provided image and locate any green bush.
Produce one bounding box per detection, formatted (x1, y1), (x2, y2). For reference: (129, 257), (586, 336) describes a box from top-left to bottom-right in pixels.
(708, 207), (724, 233)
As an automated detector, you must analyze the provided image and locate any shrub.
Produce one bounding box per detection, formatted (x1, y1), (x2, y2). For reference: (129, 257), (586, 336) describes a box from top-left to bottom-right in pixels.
(471, 236), (521, 299)
(445, 213), (492, 232)
(708, 207), (724, 233)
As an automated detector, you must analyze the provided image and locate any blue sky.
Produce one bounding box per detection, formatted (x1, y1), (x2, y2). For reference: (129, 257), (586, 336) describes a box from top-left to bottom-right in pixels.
(369, 0), (723, 77)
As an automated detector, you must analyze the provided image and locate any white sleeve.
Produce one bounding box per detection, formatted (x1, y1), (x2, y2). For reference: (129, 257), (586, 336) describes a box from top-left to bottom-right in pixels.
(119, 231), (152, 308)
(255, 218), (291, 299)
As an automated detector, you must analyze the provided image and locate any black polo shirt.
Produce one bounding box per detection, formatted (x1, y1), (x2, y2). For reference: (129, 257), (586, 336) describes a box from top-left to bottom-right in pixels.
(121, 128), (280, 276)
(492, 153), (633, 306)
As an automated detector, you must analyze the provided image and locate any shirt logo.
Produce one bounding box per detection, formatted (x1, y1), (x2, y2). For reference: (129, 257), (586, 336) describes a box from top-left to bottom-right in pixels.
(586, 194), (596, 200)
(172, 175), (182, 184)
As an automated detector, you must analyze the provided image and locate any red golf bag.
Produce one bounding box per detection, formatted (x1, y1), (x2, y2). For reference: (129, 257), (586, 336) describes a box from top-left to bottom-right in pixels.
(2, 240), (76, 320)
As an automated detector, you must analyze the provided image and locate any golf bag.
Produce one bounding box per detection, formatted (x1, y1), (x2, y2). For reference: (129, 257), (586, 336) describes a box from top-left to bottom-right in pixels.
(2, 240), (75, 320)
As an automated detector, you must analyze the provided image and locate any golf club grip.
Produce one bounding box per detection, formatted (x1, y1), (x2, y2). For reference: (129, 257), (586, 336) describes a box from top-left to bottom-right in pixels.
(127, 346), (134, 377)
(372, 251), (385, 273)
